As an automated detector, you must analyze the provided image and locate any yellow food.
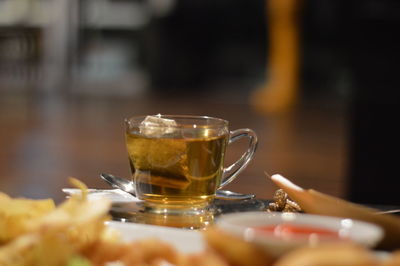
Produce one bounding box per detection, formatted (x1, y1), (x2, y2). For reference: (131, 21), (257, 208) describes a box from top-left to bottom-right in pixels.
(0, 192), (55, 243)
(203, 227), (274, 266)
(0, 178), (111, 265)
(381, 250), (400, 266)
(82, 238), (179, 266)
(0, 178), (185, 266)
(273, 243), (378, 266)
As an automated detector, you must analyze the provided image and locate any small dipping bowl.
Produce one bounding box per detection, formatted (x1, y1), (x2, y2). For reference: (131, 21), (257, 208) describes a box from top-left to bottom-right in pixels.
(215, 212), (383, 257)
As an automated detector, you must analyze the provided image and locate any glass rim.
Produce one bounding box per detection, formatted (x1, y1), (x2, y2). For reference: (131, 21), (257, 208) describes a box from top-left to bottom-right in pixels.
(125, 114), (229, 129)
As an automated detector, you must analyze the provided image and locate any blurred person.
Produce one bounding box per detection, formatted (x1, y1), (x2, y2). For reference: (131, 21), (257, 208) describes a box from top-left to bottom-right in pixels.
(251, 0), (301, 114)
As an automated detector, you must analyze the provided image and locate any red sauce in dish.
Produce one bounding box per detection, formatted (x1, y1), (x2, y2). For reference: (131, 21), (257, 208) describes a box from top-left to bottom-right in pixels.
(253, 224), (340, 239)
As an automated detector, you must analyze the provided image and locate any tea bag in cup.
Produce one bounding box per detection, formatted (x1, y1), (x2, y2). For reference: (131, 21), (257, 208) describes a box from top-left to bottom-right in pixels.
(127, 115), (190, 190)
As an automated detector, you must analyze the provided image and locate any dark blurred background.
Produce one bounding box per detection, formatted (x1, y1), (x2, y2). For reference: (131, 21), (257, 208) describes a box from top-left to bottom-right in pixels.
(0, 0), (399, 205)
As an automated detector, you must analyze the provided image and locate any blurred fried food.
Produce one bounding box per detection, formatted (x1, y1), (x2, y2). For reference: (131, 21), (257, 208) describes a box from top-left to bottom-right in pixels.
(180, 250), (230, 266)
(202, 225), (392, 266)
(0, 192), (55, 243)
(381, 250), (400, 266)
(2, 177), (400, 266)
(0, 178), (111, 265)
(203, 227), (274, 266)
(0, 178), (188, 266)
(202, 227), (400, 266)
(82, 238), (179, 266)
(274, 243), (379, 266)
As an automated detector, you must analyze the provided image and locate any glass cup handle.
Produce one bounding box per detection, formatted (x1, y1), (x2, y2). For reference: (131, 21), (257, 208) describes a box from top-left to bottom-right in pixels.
(219, 128), (258, 189)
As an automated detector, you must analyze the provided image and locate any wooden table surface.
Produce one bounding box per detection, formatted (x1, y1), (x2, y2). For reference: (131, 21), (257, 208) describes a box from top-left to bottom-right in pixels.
(0, 92), (347, 203)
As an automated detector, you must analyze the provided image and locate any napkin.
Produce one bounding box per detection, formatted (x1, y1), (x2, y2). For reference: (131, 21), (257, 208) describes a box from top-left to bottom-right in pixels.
(62, 188), (140, 203)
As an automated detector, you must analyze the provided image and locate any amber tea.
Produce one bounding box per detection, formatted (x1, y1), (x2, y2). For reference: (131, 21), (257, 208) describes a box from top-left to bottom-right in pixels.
(124, 115), (257, 214)
(126, 129), (229, 206)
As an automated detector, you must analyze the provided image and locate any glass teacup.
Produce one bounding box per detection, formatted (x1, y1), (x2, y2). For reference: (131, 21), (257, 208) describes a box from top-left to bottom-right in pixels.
(125, 115), (257, 214)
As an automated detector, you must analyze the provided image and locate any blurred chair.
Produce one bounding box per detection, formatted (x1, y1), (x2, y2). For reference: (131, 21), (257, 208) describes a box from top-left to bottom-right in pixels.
(0, 0), (44, 93)
(0, 0), (164, 97)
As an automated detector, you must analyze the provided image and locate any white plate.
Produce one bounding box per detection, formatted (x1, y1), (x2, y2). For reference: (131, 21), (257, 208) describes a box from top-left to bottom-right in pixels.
(215, 212), (384, 257)
(106, 221), (205, 254)
(63, 188), (138, 203)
